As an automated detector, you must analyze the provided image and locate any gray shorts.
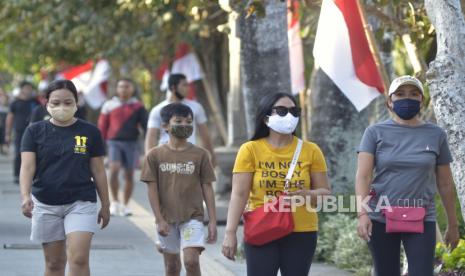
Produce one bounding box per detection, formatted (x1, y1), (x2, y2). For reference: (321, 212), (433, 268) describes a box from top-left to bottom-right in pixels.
(107, 140), (139, 169)
(156, 219), (205, 254)
(31, 196), (98, 243)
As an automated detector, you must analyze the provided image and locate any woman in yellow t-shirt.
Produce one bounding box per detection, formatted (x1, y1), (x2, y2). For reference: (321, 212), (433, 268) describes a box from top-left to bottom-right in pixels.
(222, 92), (331, 276)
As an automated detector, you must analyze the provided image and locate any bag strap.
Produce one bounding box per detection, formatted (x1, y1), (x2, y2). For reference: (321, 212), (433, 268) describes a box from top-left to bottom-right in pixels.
(283, 139), (303, 193)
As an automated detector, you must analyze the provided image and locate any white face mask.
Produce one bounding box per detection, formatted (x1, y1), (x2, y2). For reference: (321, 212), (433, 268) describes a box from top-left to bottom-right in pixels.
(266, 113), (299, 134)
(47, 105), (77, 122)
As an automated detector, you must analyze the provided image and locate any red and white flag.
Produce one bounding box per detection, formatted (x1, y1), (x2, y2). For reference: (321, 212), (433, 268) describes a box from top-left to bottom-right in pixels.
(158, 43), (203, 99)
(313, 0), (384, 111)
(59, 60), (111, 109)
(288, 0), (305, 95)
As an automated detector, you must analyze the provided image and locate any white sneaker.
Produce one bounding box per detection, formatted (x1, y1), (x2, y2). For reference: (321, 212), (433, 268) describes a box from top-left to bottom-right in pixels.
(110, 202), (121, 216)
(121, 205), (132, 216)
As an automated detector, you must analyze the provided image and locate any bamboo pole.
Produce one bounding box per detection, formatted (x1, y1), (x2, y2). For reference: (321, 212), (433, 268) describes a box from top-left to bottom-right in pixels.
(356, 0), (390, 93)
(194, 53), (228, 145)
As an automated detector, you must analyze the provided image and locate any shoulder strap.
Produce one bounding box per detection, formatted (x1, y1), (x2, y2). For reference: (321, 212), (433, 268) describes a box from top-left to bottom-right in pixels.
(284, 139), (303, 192)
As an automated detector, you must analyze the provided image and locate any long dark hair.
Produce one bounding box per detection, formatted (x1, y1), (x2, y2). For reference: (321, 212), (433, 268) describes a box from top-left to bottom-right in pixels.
(250, 92), (298, 141)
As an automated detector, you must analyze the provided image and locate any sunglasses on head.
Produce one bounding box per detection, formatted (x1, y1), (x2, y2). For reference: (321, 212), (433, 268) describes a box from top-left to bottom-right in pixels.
(270, 106), (301, 117)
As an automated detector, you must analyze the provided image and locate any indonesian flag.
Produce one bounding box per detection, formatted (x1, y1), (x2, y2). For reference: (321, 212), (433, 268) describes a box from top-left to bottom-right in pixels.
(59, 60), (111, 109)
(288, 0), (305, 95)
(313, 0), (384, 111)
(157, 43), (202, 99)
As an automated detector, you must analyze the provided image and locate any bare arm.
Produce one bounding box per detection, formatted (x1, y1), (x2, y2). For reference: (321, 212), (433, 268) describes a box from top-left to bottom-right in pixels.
(202, 182), (217, 243)
(144, 128), (160, 154)
(355, 152), (374, 241)
(90, 156), (110, 228)
(287, 171), (331, 206)
(20, 152), (36, 218)
(5, 112), (13, 144)
(202, 182), (217, 224)
(197, 123), (216, 167)
(309, 171), (331, 200)
(146, 181), (164, 223)
(225, 172), (253, 234)
(436, 164), (459, 248)
(146, 180), (171, 236)
(221, 172), (252, 260)
(355, 152), (374, 215)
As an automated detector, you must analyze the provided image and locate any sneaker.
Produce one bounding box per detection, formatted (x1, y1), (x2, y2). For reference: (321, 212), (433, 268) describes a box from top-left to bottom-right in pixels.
(110, 202), (121, 216)
(121, 205), (132, 216)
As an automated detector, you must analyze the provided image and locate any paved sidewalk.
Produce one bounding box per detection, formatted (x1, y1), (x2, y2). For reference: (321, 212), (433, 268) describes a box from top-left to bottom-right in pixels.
(0, 153), (352, 276)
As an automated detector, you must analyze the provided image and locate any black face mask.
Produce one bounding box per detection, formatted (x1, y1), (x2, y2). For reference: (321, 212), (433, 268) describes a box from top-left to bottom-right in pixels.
(392, 99), (421, 120)
(170, 124), (193, 139)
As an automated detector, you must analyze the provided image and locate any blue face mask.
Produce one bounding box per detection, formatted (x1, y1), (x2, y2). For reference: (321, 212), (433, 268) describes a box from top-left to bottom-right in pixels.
(392, 98), (421, 120)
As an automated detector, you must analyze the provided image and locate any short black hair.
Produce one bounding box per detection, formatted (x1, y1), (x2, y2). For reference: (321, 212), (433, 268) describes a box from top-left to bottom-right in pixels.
(45, 79), (78, 102)
(160, 103), (194, 124)
(168, 74), (187, 90)
(19, 81), (33, 89)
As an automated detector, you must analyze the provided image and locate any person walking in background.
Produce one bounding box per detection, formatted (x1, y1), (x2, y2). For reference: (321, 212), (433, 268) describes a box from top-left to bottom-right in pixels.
(98, 78), (148, 216)
(5, 81), (40, 184)
(20, 79), (110, 276)
(145, 73), (216, 166)
(0, 87), (10, 154)
(355, 76), (459, 276)
(222, 92), (331, 276)
(141, 103), (217, 276)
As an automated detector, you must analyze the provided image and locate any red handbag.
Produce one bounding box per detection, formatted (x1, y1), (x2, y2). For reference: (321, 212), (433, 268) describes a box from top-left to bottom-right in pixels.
(382, 207), (426, 233)
(243, 196), (294, 246)
(243, 139), (303, 246)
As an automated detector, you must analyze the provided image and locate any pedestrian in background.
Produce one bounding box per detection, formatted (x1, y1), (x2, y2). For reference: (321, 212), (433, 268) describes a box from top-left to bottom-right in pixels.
(0, 87), (10, 154)
(141, 103), (217, 276)
(5, 81), (40, 184)
(145, 73), (216, 166)
(98, 78), (148, 216)
(222, 92), (331, 276)
(356, 75), (459, 276)
(20, 79), (110, 276)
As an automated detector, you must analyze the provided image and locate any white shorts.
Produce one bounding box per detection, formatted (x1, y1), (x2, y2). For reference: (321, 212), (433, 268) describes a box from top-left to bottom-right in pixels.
(31, 195), (98, 243)
(156, 219), (205, 254)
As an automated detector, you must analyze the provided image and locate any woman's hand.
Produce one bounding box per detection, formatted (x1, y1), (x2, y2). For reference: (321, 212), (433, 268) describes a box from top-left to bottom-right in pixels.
(357, 213), (372, 242)
(222, 231), (238, 261)
(98, 205), (110, 229)
(21, 197), (34, 218)
(444, 224), (460, 249)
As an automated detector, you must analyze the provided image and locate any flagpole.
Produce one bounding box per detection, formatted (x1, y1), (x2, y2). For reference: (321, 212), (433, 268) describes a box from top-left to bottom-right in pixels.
(356, 0), (390, 93)
(299, 89), (308, 141)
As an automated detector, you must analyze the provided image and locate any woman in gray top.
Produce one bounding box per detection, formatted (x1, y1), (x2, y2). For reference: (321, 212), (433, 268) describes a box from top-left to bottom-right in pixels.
(355, 75), (459, 276)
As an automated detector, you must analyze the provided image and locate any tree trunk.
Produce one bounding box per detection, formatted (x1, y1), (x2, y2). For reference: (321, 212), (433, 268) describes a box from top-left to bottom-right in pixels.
(425, 0), (465, 218)
(308, 69), (370, 194)
(239, 0), (291, 137)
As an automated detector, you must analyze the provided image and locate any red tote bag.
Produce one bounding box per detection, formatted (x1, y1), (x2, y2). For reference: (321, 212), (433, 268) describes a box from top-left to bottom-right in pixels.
(243, 139), (303, 246)
(243, 196), (294, 246)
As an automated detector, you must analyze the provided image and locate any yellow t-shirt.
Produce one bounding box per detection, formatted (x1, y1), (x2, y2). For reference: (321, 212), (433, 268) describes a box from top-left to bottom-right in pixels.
(233, 136), (327, 232)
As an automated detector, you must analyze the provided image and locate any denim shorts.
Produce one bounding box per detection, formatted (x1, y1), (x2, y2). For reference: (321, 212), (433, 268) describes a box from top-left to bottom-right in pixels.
(107, 140), (139, 169)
